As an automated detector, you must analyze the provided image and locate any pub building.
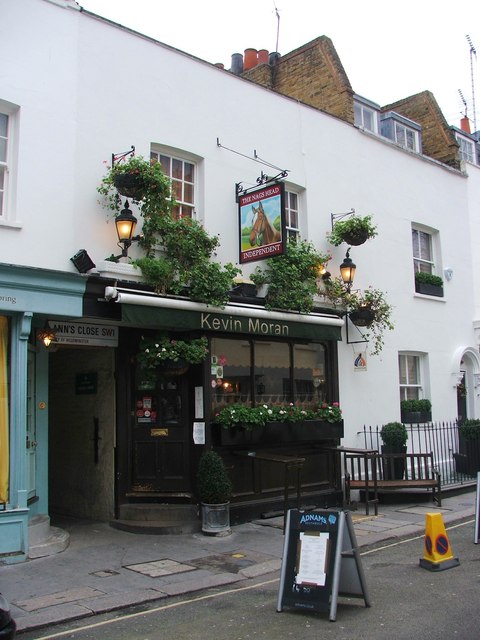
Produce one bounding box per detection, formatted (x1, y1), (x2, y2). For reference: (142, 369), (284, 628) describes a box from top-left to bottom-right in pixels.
(101, 276), (345, 529)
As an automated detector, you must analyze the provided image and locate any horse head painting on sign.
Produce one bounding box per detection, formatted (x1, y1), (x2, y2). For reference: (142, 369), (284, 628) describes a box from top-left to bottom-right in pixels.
(249, 202), (281, 247)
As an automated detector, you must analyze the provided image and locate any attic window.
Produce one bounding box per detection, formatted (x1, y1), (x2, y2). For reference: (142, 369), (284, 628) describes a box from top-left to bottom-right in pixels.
(456, 134), (475, 164)
(380, 111), (422, 154)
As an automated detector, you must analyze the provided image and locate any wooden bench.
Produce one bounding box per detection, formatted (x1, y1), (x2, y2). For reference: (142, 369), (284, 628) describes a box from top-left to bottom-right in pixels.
(340, 448), (441, 515)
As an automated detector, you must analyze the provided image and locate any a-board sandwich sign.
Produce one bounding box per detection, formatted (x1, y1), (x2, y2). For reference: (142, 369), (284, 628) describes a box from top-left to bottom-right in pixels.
(277, 509), (370, 621)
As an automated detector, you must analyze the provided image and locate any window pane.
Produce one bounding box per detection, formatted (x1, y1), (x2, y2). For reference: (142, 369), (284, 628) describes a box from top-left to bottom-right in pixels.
(183, 182), (194, 204)
(254, 341), (290, 404)
(172, 158), (183, 180)
(211, 338), (251, 411)
(363, 110), (373, 131)
(159, 154), (170, 175)
(293, 343), (326, 405)
(0, 138), (6, 164)
(0, 114), (7, 138)
(184, 162), (194, 183)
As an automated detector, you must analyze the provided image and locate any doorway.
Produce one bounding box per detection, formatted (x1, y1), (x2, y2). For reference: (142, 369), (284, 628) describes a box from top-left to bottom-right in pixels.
(130, 373), (190, 494)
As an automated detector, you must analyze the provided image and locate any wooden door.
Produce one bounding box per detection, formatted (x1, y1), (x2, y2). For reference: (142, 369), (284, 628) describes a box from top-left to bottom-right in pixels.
(131, 374), (190, 494)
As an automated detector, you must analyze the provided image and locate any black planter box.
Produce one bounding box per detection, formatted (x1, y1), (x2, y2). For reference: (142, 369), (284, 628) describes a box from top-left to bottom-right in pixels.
(415, 282), (444, 297)
(400, 410), (431, 424)
(212, 420), (344, 447)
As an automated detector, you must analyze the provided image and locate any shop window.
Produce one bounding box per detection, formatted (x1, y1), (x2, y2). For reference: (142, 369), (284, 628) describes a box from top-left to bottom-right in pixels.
(210, 337), (329, 413)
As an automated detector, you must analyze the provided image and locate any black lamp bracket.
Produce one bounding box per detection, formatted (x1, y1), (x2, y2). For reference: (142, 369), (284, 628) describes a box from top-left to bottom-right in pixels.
(112, 145), (135, 167)
(235, 170), (288, 201)
(331, 208), (355, 230)
(345, 313), (369, 346)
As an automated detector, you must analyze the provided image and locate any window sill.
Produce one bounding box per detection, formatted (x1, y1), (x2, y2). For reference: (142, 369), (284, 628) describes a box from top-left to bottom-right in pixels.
(414, 292), (446, 302)
(0, 219), (22, 229)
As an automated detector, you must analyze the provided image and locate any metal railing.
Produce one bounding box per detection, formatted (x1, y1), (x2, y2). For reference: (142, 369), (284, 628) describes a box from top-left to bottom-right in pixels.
(357, 421), (480, 488)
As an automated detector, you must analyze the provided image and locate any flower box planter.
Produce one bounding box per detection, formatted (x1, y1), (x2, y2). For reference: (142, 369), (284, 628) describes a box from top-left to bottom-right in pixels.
(415, 282), (444, 297)
(212, 420), (344, 447)
(400, 410), (431, 424)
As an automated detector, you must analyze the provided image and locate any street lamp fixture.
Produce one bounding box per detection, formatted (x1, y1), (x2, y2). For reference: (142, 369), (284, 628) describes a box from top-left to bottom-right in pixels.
(340, 249), (356, 291)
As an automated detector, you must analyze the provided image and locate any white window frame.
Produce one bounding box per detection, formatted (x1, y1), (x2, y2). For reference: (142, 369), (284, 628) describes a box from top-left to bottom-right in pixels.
(412, 227), (435, 275)
(150, 148), (197, 219)
(399, 352), (429, 402)
(394, 122), (419, 152)
(456, 134), (475, 164)
(354, 103), (377, 133)
(285, 189), (300, 240)
(354, 95), (380, 134)
(0, 100), (19, 227)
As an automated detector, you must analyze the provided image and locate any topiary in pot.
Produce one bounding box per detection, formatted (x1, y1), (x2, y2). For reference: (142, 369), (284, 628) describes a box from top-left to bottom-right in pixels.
(197, 450), (232, 535)
(455, 419), (480, 476)
(380, 421), (408, 480)
(400, 399), (432, 423)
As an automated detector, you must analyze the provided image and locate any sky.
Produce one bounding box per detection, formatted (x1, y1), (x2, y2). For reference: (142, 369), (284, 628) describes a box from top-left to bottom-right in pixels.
(78, 0), (480, 130)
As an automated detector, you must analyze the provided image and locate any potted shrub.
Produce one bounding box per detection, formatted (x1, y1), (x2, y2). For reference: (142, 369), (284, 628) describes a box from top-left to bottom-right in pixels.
(414, 272), (444, 297)
(400, 399), (432, 423)
(380, 421), (408, 480)
(327, 214), (377, 247)
(197, 450), (232, 535)
(454, 419), (480, 476)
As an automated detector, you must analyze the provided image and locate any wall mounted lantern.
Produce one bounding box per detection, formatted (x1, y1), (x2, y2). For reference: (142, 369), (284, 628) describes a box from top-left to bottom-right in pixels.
(113, 200), (141, 260)
(339, 249), (356, 291)
(37, 323), (56, 348)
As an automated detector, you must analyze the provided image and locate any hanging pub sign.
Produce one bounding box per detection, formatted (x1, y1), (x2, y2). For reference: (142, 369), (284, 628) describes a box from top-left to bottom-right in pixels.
(238, 182), (286, 264)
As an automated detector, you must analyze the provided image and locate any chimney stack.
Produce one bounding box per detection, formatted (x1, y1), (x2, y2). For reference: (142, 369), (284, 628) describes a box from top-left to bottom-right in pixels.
(461, 116), (471, 134)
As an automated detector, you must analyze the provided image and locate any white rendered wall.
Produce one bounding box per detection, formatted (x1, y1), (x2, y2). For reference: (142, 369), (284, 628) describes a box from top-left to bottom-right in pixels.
(1, 0), (479, 444)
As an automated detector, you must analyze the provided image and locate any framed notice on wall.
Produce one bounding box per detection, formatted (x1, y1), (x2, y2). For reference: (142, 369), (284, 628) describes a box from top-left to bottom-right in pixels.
(238, 182), (286, 264)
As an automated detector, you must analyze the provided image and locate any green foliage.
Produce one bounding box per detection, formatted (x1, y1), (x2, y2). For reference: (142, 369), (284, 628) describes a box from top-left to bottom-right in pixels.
(327, 214), (377, 246)
(97, 155), (173, 220)
(414, 271), (443, 287)
(400, 399), (432, 413)
(380, 422), (408, 447)
(214, 402), (342, 430)
(250, 239), (331, 313)
(188, 261), (241, 307)
(137, 334), (209, 368)
(322, 281), (394, 356)
(197, 451), (232, 504)
(458, 419), (480, 440)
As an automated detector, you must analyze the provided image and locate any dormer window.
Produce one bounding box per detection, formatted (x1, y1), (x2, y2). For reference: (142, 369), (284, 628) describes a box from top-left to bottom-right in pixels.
(380, 111), (422, 153)
(354, 95), (380, 134)
(456, 134), (475, 164)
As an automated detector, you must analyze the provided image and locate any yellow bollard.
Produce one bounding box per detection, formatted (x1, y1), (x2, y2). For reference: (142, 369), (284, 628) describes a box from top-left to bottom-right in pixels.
(419, 512), (460, 571)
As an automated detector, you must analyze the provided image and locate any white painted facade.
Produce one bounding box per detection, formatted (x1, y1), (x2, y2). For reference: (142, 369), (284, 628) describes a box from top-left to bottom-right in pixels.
(1, 0), (480, 559)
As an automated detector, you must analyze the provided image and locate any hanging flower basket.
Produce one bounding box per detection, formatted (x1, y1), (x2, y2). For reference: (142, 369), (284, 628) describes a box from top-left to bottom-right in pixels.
(113, 173), (146, 200)
(156, 359), (190, 376)
(342, 229), (369, 246)
(349, 307), (376, 327)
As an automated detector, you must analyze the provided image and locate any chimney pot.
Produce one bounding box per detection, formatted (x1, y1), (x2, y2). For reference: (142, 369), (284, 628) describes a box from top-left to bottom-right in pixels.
(269, 51), (281, 66)
(258, 49), (269, 65)
(230, 53), (243, 75)
(244, 48), (258, 71)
